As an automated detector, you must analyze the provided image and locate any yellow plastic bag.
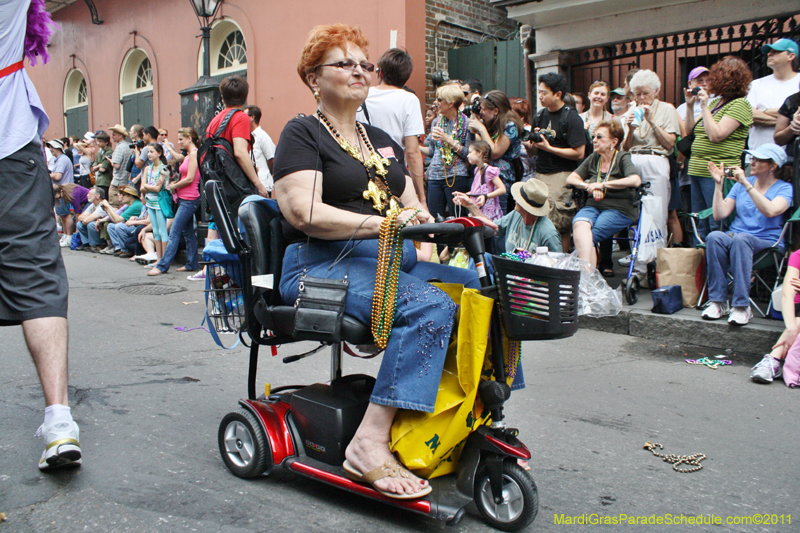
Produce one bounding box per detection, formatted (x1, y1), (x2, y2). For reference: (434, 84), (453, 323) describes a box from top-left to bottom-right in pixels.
(389, 283), (519, 479)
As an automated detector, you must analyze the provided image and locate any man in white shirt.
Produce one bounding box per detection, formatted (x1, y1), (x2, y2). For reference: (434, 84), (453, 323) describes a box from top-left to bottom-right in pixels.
(355, 48), (426, 205)
(244, 105), (275, 195)
(747, 38), (799, 165)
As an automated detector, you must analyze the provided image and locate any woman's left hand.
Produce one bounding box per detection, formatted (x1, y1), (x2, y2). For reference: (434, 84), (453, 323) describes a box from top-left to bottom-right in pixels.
(730, 166), (747, 186)
(641, 104), (653, 123)
(468, 117), (485, 135)
(474, 194), (486, 208)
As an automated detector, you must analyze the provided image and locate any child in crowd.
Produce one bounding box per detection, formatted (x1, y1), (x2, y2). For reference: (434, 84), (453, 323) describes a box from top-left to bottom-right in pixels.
(468, 141), (506, 221)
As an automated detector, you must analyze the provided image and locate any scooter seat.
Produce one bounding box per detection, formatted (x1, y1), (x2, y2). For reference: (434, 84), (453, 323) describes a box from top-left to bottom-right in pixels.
(254, 302), (375, 345)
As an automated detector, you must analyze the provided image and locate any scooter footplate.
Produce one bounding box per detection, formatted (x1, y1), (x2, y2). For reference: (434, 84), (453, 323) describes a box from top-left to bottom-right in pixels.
(286, 456), (471, 523)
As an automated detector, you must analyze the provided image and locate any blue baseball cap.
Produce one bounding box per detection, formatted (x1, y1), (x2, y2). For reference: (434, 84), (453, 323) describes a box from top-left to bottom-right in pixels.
(744, 143), (787, 167)
(762, 38), (799, 56)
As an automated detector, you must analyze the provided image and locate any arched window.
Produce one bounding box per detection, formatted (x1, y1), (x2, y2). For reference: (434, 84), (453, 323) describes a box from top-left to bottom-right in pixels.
(199, 19), (248, 81)
(218, 31), (247, 70)
(64, 69), (88, 137)
(120, 48), (154, 129)
(136, 58), (152, 90)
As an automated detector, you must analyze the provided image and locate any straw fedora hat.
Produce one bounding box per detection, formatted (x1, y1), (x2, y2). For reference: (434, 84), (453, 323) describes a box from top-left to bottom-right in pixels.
(510, 179), (551, 217)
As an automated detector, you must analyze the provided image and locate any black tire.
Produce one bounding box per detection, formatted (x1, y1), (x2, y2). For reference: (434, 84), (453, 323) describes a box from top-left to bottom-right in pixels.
(625, 275), (639, 305)
(474, 461), (538, 532)
(218, 409), (271, 478)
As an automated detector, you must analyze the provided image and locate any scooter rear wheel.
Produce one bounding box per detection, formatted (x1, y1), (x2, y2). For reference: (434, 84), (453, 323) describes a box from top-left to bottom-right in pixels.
(218, 409), (271, 478)
(474, 461), (538, 531)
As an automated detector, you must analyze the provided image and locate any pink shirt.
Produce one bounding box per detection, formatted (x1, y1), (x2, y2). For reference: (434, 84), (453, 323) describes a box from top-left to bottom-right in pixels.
(176, 149), (200, 201)
(789, 249), (800, 304)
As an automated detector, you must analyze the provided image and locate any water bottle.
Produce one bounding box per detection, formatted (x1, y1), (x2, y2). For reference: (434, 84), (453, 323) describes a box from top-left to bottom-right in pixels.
(530, 246), (555, 267)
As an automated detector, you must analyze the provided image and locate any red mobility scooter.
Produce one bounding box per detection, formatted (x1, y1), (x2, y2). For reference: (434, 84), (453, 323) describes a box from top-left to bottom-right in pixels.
(204, 181), (579, 531)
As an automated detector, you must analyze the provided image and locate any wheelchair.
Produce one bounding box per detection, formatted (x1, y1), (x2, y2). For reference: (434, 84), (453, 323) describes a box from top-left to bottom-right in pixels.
(569, 182), (654, 304)
(205, 180), (579, 531)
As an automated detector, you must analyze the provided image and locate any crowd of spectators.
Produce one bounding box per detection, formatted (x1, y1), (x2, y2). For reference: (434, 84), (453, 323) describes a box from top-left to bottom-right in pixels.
(47, 39), (799, 325)
(47, 79), (276, 281)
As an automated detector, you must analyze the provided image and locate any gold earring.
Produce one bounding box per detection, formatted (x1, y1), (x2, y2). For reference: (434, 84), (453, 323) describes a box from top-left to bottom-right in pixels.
(313, 90), (320, 101)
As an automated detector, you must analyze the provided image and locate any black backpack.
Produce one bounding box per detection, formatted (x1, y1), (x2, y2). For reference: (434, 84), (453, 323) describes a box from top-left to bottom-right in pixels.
(533, 105), (593, 159)
(197, 109), (258, 219)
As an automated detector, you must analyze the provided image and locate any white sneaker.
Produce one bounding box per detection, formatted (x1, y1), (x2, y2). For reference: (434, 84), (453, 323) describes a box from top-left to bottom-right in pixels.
(701, 301), (728, 320)
(35, 419), (81, 470)
(750, 355), (782, 383)
(618, 254), (632, 266)
(612, 242), (620, 252)
(728, 306), (752, 326)
(59, 235), (71, 247)
(100, 246), (116, 255)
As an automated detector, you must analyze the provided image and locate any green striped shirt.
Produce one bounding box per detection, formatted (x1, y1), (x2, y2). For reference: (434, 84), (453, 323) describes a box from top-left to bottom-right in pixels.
(687, 97), (753, 178)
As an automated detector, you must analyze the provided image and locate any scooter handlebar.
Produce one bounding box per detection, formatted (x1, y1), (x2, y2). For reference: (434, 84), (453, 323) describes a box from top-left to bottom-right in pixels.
(400, 218), (495, 246)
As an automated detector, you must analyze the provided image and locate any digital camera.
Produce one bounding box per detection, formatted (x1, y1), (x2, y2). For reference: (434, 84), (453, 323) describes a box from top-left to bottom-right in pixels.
(463, 99), (482, 118)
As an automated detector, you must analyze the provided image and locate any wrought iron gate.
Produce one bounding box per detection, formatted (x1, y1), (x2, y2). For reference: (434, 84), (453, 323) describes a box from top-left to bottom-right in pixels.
(568, 16), (799, 107)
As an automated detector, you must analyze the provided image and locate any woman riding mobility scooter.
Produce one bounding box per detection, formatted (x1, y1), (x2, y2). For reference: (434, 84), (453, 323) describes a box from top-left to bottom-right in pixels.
(208, 23), (578, 531)
(206, 180), (579, 531)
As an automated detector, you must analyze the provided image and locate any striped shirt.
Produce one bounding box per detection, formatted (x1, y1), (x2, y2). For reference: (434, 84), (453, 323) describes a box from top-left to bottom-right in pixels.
(687, 97), (752, 178)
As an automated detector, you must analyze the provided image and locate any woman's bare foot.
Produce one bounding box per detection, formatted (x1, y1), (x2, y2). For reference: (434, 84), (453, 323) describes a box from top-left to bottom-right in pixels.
(344, 404), (428, 496)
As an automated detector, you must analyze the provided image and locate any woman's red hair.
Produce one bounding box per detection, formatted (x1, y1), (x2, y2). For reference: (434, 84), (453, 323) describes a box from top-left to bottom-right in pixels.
(708, 56), (752, 101)
(297, 24), (370, 90)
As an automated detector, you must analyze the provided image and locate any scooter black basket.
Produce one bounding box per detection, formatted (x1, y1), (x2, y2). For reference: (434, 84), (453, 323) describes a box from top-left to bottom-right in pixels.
(493, 255), (580, 341)
(203, 260), (245, 334)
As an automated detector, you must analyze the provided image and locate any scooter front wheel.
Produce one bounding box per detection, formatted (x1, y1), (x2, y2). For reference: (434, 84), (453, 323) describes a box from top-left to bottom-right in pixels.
(474, 461), (538, 531)
(218, 409), (271, 478)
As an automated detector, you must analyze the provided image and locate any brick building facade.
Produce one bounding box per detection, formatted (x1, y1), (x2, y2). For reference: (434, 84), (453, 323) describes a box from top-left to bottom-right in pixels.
(424, 0), (518, 102)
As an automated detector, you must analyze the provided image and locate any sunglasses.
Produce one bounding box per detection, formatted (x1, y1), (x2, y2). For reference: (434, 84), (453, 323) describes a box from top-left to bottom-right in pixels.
(316, 60), (375, 72)
(591, 134), (606, 140)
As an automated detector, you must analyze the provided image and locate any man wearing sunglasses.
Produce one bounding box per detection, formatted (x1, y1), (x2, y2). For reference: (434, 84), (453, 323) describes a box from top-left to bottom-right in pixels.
(356, 48), (426, 206)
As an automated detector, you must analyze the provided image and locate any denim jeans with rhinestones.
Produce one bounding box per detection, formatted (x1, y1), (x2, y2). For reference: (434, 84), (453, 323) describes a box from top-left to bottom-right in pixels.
(280, 239), (480, 413)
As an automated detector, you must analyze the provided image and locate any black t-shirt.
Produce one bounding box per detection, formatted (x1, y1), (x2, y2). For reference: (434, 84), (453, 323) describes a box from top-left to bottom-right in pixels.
(779, 91), (799, 159)
(533, 105), (586, 175)
(273, 114), (408, 242)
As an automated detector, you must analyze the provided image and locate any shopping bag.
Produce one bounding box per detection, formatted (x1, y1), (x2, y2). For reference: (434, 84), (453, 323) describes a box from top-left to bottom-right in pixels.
(636, 195), (667, 264)
(656, 248), (705, 308)
(390, 283), (519, 479)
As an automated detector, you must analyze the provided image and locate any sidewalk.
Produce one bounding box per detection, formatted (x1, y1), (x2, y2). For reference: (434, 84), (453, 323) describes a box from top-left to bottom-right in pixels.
(578, 256), (783, 355)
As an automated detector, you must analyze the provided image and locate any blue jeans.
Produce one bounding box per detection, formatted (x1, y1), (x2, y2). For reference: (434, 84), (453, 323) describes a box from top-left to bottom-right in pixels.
(705, 231), (775, 308)
(155, 198), (200, 272)
(690, 174), (720, 244)
(427, 175), (471, 219)
(76, 220), (101, 246)
(280, 239), (479, 413)
(573, 206), (635, 243)
(107, 222), (138, 252)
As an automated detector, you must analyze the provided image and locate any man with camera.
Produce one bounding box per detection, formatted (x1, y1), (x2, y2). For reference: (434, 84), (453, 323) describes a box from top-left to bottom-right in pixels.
(108, 124), (132, 207)
(133, 126), (159, 171)
(530, 72), (587, 252)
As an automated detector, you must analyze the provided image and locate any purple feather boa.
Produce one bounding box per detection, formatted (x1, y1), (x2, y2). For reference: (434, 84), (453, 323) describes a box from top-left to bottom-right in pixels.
(24, 0), (59, 66)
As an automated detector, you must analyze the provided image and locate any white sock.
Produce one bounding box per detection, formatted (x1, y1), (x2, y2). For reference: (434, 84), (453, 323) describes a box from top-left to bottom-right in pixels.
(44, 404), (72, 427)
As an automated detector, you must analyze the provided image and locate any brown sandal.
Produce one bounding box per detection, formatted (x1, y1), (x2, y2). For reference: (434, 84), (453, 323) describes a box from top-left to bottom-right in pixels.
(342, 458), (431, 499)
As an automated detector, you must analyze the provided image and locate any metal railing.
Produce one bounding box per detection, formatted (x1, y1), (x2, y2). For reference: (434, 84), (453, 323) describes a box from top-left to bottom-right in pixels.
(568, 16), (799, 107)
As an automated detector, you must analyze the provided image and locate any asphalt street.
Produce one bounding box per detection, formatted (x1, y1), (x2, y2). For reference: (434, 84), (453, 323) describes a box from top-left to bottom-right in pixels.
(1, 249), (798, 532)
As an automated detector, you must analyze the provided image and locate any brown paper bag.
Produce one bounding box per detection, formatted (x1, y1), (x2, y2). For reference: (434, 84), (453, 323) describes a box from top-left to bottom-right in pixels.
(656, 248), (706, 308)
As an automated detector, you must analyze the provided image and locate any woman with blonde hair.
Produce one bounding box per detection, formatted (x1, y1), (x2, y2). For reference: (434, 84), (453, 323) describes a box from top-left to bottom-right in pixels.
(421, 83), (471, 218)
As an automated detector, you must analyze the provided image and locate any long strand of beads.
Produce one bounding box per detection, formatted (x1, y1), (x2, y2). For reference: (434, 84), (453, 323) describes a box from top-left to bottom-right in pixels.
(372, 208), (420, 348)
